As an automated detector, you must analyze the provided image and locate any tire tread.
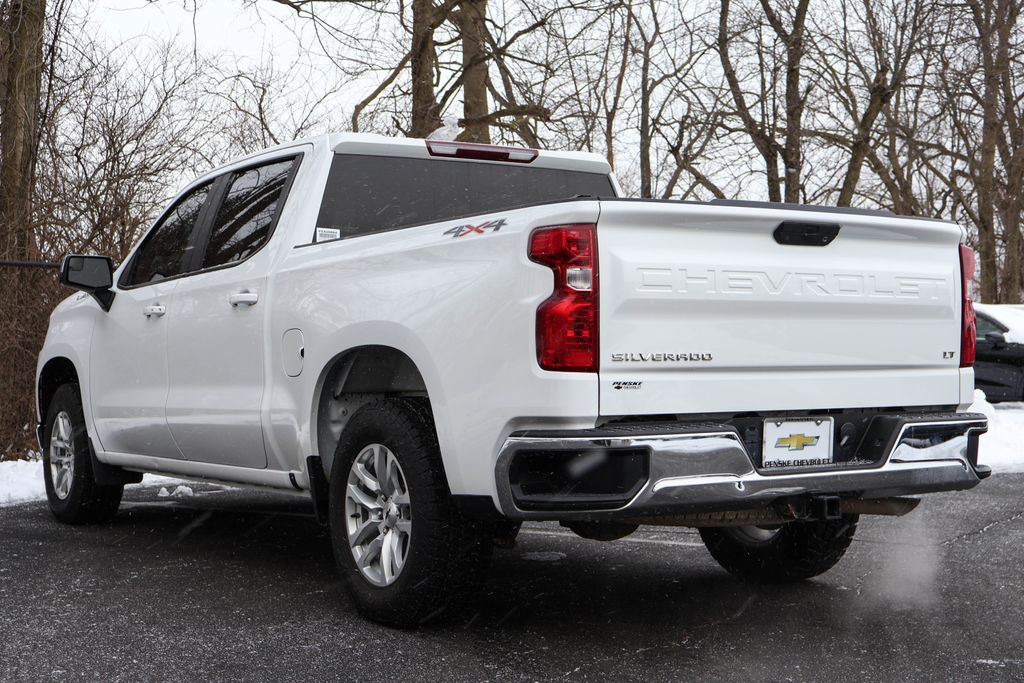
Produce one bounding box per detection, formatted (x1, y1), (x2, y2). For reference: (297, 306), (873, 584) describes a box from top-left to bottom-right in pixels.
(328, 398), (491, 627)
(44, 383), (122, 524)
(699, 516), (858, 582)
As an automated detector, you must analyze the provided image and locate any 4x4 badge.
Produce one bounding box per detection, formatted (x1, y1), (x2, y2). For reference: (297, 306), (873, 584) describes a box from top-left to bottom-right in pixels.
(443, 218), (507, 238)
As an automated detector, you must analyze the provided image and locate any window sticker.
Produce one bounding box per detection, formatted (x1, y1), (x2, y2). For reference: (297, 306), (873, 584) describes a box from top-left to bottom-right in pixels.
(316, 227), (342, 242)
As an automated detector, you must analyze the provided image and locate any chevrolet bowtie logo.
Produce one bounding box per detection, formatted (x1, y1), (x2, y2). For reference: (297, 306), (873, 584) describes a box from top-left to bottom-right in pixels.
(775, 434), (820, 451)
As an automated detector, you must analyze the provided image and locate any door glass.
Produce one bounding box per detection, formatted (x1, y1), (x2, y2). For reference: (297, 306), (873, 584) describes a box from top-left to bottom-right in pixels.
(202, 158), (296, 268)
(125, 183), (211, 285)
(976, 315), (1001, 341)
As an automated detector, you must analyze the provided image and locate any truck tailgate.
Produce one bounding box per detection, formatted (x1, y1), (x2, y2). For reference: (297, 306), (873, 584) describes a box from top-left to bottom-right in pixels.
(597, 201), (965, 416)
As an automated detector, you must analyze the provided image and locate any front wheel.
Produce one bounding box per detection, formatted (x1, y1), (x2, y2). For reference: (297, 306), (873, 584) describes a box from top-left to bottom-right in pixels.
(328, 399), (492, 628)
(42, 383), (123, 524)
(699, 516), (858, 582)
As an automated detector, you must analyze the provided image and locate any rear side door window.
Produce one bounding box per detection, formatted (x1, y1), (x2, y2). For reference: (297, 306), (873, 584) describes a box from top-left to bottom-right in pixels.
(122, 182), (212, 286)
(200, 157), (297, 269)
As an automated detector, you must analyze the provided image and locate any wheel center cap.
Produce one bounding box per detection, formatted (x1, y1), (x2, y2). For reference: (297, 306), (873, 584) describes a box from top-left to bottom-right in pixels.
(384, 500), (399, 527)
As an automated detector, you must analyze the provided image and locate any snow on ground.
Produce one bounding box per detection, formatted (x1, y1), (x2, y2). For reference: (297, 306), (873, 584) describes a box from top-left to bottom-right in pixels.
(1, 395), (1022, 506)
(0, 459), (46, 506)
(158, 484), (195, 498)
(970, 390), (1024, 474)
(0, 463), (191, 507)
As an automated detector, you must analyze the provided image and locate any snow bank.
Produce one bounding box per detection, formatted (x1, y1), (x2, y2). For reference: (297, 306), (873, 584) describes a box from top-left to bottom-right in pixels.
(0, 464), (191, 508)
(971, 391), (1024, 474)
(0, 459), (46, 506)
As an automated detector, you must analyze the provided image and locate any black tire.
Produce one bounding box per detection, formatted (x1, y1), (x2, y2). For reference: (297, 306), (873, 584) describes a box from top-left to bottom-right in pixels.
(699, 516), (858, 582)
(42, 383), (123, 524)
(328, 398), (492, 628)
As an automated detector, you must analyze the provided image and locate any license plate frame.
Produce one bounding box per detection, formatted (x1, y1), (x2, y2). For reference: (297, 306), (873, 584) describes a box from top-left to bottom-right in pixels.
(762, 418), (834, 469)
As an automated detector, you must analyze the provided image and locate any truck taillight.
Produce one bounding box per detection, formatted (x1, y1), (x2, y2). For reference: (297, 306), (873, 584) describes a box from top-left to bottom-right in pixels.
(960, 244), (976, 368)
(529, 224), (598, 372)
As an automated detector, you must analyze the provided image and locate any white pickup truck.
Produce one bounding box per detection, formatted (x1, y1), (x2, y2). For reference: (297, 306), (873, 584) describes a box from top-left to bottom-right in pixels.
(37, 133), (988, 627)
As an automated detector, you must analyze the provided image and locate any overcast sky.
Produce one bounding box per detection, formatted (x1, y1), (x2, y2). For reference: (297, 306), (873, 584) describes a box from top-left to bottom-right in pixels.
(90, 1), (305, 64)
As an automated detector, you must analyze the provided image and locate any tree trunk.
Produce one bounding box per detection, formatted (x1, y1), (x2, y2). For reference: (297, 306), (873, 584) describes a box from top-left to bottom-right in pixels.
(777, 0), (809, 203)
(409, 0), (442, 138)
(1001, 200), (1023, 303)
(604, 11), (631, 170)
(455, 0), (489, 143)
(996, 1), (1023, 302)
(971, 0), (1003, 302)
(719, 0), (782, 202)
(0, 0), (46, 260)
(836, 64), (892, 207)
(638, 38), (652, 198)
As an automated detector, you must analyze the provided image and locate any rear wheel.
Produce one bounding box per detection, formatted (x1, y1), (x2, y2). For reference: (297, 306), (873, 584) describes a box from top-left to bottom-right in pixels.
(42, 384), (123, 524)
(328, 398), (492, 627)
(699, 516), (858, 582)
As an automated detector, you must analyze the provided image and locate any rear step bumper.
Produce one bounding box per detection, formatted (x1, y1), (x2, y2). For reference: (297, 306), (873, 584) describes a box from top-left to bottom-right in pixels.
(494, 413), (989, 521)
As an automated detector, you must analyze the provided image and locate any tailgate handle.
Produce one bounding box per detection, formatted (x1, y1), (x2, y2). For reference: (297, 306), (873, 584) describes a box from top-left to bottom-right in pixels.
(773, 221), (840, 246)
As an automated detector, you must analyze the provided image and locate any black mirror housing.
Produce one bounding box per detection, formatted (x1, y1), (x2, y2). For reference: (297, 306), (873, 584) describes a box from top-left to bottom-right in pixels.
(985, 330), (1007, 347)
(60, 255), (115, 311)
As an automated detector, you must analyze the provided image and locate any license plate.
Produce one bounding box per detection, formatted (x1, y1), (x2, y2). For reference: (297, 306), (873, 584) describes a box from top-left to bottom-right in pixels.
(762, 418), (834, 469)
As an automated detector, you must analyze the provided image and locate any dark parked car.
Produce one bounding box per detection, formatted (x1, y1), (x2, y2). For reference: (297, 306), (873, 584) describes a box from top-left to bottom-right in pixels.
(974, 303), (1024, 402)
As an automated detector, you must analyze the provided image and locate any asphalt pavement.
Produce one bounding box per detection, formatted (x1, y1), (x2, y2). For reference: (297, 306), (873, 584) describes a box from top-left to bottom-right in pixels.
(1, 474), (1022, 682)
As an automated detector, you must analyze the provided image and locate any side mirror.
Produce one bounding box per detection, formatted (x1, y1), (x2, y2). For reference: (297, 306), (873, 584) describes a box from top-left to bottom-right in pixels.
(985, 330), (1007, 348)
(60, 255), (115, 311)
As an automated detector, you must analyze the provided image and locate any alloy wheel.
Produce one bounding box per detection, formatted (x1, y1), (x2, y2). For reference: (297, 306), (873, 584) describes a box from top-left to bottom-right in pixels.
(49, 411), (75, 500)
(344, 443), (412, 586)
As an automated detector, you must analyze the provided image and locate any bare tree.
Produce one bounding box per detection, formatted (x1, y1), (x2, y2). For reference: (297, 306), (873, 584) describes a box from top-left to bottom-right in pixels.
(968, 0), (1022, 302)
(807, 0), (933, 207)
(718, 0), (810, 203)
(205, 57), (347, 154)
(0, 0), (47, 260)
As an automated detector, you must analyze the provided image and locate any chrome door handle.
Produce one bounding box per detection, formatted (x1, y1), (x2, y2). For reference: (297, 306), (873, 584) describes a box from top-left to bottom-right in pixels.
(143, 304), (166, 318)
(228, 290), (259, 307)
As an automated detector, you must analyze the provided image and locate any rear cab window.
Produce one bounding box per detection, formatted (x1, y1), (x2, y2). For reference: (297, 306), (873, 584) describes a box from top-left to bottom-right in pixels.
(315, 154), (616, 240)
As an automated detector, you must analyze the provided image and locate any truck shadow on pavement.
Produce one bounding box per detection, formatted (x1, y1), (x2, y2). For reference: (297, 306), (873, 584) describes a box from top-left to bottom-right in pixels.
(103, 487), (848, 633)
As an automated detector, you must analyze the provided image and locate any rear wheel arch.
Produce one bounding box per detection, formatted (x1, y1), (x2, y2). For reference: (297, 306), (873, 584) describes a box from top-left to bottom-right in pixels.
(313, 345), (438, 479)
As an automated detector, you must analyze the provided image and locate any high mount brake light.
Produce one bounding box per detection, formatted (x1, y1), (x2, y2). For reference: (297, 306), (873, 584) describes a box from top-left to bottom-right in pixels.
(425, 140), (538, 164)
(960, 245), (976, 368)
(529, 224), (598, 372)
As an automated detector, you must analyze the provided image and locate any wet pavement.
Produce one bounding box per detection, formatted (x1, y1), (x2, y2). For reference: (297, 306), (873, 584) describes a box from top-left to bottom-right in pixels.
(1, 474), (1022, 682)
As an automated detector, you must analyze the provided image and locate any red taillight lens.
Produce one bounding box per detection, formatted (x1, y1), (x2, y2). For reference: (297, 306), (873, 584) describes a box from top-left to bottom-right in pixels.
(529, 224), (598, 372)
(960, 244), (976, 368)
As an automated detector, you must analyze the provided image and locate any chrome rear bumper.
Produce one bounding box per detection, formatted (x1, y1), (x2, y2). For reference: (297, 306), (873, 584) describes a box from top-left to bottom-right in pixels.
(495, 413), (988, 520)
